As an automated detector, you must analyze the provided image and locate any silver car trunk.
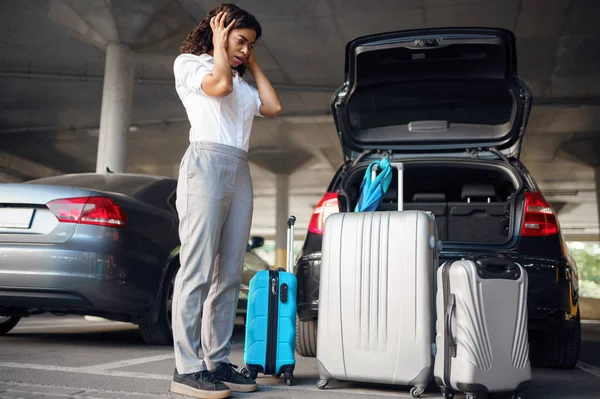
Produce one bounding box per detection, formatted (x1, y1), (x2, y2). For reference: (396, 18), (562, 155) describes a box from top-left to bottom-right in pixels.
(0, 184), (94, 244)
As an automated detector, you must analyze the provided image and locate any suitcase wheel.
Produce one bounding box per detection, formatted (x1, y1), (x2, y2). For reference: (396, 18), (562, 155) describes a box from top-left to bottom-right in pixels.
(275, 372), (294, 386)
(316, 379), (329, 389)
(441, 388), (454, 399)
(410, 387), (425, 398)
(284, 370), (294, 386)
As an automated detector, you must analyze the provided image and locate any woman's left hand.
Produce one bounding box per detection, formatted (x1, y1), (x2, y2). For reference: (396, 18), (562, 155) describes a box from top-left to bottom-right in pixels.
(247, 49), (282, 115)
(246, 47), (257, 68)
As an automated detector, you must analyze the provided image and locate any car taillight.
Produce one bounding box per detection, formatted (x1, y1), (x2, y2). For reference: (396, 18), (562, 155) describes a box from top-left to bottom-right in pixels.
(47, 197), (126, 228)
(521, 191), (558, 236)
(308, 192), (340, 235)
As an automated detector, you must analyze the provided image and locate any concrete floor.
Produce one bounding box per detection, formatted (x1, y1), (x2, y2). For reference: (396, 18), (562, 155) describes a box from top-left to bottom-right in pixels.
(1, 315), (600, 398)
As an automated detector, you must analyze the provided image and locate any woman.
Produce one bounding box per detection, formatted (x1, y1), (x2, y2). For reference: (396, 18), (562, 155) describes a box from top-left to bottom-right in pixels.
(170, 4), (282, 399)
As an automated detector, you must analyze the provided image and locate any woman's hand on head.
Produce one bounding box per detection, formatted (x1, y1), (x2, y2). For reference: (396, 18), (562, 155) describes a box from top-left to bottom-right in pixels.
(246, 45), (283, 116)
(246, 46), (256, 66)
(210, 11), (235, 50)
(245, 47), (258, 75)
(202, 11), (235, 97)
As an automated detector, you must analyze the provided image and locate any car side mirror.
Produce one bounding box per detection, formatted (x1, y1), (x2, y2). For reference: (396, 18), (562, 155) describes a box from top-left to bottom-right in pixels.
(248, 236), (264, 250)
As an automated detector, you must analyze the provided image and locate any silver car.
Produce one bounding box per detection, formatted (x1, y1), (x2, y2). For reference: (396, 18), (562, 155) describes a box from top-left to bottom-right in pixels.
(0, 173), (269, 344)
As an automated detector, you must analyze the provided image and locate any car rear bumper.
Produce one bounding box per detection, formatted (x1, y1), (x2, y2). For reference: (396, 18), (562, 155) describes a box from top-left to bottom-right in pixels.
(0, 244), (162, 321)
(508, 254), (578, 332)
(295, 253), (321, 322)
(296, 250), (578, 331)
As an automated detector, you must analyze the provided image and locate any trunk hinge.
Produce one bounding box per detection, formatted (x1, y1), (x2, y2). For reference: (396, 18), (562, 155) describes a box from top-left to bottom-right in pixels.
(468, 147), (512, 163)
(488, 147), (510, 163)
(351, 149), (377, 166)
(467, 149), (480, 159)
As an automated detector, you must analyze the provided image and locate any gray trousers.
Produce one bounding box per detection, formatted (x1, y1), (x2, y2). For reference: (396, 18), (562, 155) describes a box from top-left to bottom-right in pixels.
(173, 141), (253, 374)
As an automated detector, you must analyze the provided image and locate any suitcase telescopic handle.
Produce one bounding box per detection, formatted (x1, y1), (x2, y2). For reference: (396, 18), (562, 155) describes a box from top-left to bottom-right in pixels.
(286, 216), (296, 273)
(371, 161), (404, 211)
(371, 162), (404, 211)
(391, 162), (404, 211)
(287, 216), (296, 228)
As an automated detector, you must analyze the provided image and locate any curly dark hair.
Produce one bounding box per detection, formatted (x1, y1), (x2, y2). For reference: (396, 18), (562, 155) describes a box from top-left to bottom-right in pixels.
(180, 4), (262, 77)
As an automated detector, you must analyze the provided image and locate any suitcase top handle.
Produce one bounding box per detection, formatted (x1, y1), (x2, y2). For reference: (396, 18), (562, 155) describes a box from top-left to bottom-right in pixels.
(469, 255), (521, 280)
(286, 215), (296, 273)
(473, 256), (516, 270)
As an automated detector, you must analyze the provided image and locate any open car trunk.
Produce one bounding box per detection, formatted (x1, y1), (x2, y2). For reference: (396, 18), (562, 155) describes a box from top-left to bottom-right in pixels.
(338, 159), (522, 245)
(332, 28), (532, 161)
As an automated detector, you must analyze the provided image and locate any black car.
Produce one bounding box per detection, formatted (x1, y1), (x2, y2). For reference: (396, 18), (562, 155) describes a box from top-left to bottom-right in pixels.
(294, 28), (580, 369)
(0, 173), (269, 344)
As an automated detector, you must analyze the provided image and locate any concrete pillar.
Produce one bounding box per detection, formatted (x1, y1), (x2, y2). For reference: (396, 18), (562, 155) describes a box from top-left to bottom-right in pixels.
(95, 43), (135, 173)
(247, 143), (314, 270)
(247, 120), (315, 269)
(274, 174), (290, 270)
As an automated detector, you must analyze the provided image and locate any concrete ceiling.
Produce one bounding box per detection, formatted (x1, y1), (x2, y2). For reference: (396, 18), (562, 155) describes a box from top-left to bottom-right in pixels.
(1, 0), (600, 240)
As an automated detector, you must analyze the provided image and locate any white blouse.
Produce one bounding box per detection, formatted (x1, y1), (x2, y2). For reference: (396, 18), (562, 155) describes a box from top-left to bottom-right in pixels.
(173, 53), (263, 152)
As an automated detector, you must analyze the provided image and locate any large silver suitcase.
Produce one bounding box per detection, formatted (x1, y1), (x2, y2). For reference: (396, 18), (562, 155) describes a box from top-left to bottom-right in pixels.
(315, 163), (439, 398)
(434, 256), (532, 399)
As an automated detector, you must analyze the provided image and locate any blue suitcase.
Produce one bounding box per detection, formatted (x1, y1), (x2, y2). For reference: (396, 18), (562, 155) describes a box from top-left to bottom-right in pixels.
(242, 216), (297, 385)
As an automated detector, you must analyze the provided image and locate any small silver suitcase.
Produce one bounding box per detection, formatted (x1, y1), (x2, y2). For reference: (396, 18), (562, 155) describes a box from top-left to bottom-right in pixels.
(316, 163), (440, 398)
(433, 256), (532, 399)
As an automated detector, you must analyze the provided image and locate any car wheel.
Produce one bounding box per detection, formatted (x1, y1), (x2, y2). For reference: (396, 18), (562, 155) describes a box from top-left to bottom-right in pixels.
(295, 317), (317, 357)
(0, 316), (21, 335)
(139, 261), (179, 345)
(530, 311), (581, 369)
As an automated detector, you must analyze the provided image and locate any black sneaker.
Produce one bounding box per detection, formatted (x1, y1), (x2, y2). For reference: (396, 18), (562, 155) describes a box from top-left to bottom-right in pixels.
(209, 363), (258, 393)
(170, 369), (231, 399)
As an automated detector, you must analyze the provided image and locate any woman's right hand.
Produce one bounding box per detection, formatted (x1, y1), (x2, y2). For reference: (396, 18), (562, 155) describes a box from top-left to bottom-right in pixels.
(210, 11), (235, 50)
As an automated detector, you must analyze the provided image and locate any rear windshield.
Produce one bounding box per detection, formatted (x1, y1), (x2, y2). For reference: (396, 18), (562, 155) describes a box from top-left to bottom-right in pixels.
(27, 174), (162, 197)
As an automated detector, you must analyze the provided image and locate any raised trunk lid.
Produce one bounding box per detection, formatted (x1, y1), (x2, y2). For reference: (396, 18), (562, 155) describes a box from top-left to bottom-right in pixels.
(332, 28), (532, 160)
(0, 184), (94, 244)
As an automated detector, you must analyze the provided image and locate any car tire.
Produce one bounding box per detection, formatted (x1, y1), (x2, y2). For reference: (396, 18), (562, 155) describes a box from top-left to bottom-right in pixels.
(295, 317), (317, 357)
(0, 316), (21, 335)
(139, 261), (179, 346)
(530, 311), (581, 369)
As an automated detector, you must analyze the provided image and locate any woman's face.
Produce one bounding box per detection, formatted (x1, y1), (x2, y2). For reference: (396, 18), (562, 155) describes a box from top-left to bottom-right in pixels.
(226, 28), (257, 67)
